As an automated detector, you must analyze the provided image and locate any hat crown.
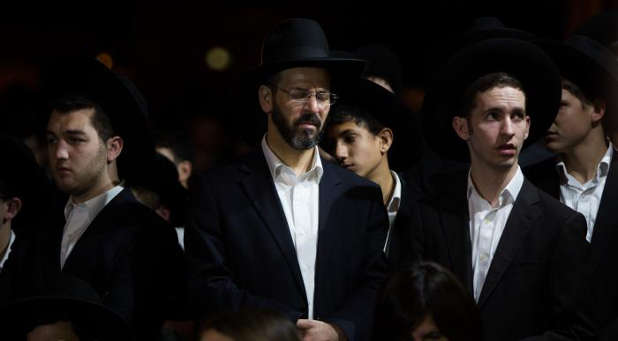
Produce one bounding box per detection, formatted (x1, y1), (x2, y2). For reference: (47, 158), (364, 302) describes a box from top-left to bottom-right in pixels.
(261, 18), (330, 65)
(470, 17), (507, 31)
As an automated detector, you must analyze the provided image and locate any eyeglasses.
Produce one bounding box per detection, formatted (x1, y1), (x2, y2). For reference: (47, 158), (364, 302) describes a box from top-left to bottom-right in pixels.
(269, 84), (337, 107)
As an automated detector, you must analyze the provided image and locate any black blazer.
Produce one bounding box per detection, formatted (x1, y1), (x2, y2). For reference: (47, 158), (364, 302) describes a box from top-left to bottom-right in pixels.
(184, 151), (388, 341)
(398, 169), (590, 341)
(526, 153), (618, 338)
(3, 188), (186, 339)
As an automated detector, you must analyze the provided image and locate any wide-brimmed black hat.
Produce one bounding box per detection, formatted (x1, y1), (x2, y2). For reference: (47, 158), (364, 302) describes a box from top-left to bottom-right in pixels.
(422, 38), (562, 162)
(354, 44), (403, 94)
(575, 10), (618, 53)
(1, 276), (131, 340)
(41, 57), (155, 183)
(541, 35), (618, 101)
(256, 18), (365, 83)
(460, 17), (535, 46)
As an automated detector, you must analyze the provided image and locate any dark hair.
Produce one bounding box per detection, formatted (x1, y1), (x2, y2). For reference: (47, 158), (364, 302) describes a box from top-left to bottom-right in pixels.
(155, 130), (194, 164)
(327, 103), (385, 135)
(373, 262), (481, 341)
(562, 78), (593, 108)
(50, 96), (115, 142)
(199, 309), (301, 341)
(460, 72), (524, 117)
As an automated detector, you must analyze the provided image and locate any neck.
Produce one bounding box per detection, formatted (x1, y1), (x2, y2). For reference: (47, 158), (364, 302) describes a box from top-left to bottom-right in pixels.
(470, 163), (518, 207)
(0, 222), (11, 262)
(266, 128), (316, 176)
(72, 175), (115, 204)
(368, 159), (394, 205)
(561, 129), (608, 184)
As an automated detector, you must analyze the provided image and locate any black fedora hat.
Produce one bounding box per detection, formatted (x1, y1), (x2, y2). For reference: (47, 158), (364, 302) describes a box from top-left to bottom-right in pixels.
(256, 18), (365, 82)
(41, 57), (156, 183)
(541, 35), (618, 101)
(460, 17), (535, 45)
(1, 276), (131, 340)
(574, 10), (618, 54)
(422, 38), (562, 162)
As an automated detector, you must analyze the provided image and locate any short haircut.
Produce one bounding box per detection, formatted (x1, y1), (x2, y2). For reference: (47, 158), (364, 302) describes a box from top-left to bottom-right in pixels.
(460, 72), (525, 117)
(561, 78), (593, 108)
(327, 103), (385, 136)
(373, 262), (481, 341)
(50, 96), (115, 142)
(199, 309), (301, 341)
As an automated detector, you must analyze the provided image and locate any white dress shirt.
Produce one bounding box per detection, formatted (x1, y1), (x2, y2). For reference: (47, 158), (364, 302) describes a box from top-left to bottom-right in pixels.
(261, 136), (323, 319)
(468, 167), (524, 302)
(557, 144), (613, 242)
(0, 229), (15, 271)
(384, 171), (402, 252)
(60, 185), (124, 269)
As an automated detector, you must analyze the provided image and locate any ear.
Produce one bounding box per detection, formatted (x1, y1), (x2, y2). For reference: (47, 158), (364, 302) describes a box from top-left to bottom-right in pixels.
(591, 98), (606, 124)
(3, 197), (22, 224)
(452, 116), (470, 140)
(376, 128), (394, 155)
(106, 136), (123, 162)
(177, 160), (192, 185)
(258, 85), (273, 114)
(524, 115), (531, 140)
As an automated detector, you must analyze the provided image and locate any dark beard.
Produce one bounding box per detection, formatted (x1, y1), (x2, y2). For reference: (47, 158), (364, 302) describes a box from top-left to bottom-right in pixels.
(271, 104), (323, 150)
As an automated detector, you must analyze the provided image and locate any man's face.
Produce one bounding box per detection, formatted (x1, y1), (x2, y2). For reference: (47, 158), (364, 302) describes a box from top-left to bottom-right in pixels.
(327, 120), (383, 177)
(268, 67), (331, 150)
(545, 89), (596, 153)
(46, 109), (108, 197)
(455, 86), (530, 170)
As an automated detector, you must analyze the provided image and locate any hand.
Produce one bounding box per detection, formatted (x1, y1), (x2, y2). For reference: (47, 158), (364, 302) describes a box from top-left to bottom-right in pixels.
(296, 319), (345, 341)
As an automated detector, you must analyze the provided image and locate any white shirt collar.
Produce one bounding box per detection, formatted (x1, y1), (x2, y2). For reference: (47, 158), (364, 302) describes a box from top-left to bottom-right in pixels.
(0, 229), (15, 270)
(261, 135), (324, 183)
(64, 185), (124, 221)
(467, 166), (524, 208)
(387, 171), (402, 214)
(556, 142), (614, 184)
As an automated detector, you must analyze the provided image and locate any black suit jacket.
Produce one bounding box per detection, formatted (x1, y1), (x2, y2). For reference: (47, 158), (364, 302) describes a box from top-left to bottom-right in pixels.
(3, 188), (186, 339)
(398, 169), (589, 341)
(184, 151), (388, 341)
(526, 153), (618, 338)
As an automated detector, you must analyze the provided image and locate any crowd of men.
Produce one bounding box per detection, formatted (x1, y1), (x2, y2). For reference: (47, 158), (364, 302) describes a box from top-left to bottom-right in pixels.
(0, 12), (617, 341)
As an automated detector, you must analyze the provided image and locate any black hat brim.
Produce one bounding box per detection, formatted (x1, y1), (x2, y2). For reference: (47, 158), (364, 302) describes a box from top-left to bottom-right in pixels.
(422, 38), (562, 162)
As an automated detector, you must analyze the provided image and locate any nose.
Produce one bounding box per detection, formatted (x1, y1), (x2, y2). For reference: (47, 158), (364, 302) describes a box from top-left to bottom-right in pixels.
(53, 140), (69, 160)
(334, 141), (348, 163)
(305, 94), (321, 113)
(501, 116), (515, 138)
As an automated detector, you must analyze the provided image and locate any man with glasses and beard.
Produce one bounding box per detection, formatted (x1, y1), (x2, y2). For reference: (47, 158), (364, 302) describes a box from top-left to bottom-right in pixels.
(185, 19), (388, 341)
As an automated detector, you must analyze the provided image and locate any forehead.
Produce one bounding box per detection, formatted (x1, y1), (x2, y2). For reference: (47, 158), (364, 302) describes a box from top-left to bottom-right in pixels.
(329, 119), (370, 136)
(47, 108), (96, 132)
(473, 86), (526, 111)
(277, 67), (331, 88)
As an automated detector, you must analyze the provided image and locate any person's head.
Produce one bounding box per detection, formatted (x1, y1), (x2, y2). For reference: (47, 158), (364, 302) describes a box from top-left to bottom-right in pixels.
(545, 78), (606, 153)
(199, 309), (301, 341)
(46, 96), (123, 201)
(452, 72), (530, 171)
(155, 131), (194, 189)
(374, 262), (481, 341)
(326, 103), (393, 178)
(259, 67), (333, 150)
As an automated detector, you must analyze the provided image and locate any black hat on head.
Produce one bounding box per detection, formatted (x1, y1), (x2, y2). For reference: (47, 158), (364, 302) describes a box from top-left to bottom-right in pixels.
(422, 38), (562, 162)
(42, 57), (155, 184)
(354, 44), (403, 94)
(542, 35), (618, 101)
(1, 275), (131, 340)
(256, 18), (365, 83)
(575, 10), (618, 54)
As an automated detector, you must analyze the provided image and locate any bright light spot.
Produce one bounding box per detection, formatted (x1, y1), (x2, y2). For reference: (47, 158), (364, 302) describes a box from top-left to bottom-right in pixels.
(96, 52), (113, 70)
(205, 47), (231, 71)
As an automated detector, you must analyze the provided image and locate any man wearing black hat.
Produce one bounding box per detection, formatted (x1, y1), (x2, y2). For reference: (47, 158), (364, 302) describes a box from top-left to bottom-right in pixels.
(185, 19), (388, 341)
(8, 59), (186, 340)
(525, 35), (618, 339)
(322, 79), (415, 259)
(401, 38), (591, 340)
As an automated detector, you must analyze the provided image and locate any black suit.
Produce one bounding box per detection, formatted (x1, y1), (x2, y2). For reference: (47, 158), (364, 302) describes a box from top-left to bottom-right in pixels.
(396, 169), (590, 341)
(526, 153), (618, 339)
(3, 188), (186, 339)
(184, 151), (388, 341)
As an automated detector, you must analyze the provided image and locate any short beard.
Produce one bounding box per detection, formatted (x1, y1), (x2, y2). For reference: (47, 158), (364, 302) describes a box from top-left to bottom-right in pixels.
(271, 103), (323, 150)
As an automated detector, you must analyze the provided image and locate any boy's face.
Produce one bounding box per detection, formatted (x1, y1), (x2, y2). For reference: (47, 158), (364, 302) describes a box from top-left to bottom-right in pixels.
(327, 120), (385, 178)
(545, 89), (597, 153)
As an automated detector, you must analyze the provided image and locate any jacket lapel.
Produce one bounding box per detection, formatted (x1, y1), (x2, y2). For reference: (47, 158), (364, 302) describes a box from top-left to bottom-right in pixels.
(238, 152), (306, 296)
(477, 180), (540, 307)
(590, 152), (618, 268)
(318, 162), (342, 233)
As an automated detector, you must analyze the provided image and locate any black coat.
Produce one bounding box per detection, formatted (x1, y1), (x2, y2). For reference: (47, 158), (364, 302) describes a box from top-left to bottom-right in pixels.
(526, 153), (618, 339)
(184, 151), (388, 341)
(396, 169), (590, 340)
(2, 188), (186, 340)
